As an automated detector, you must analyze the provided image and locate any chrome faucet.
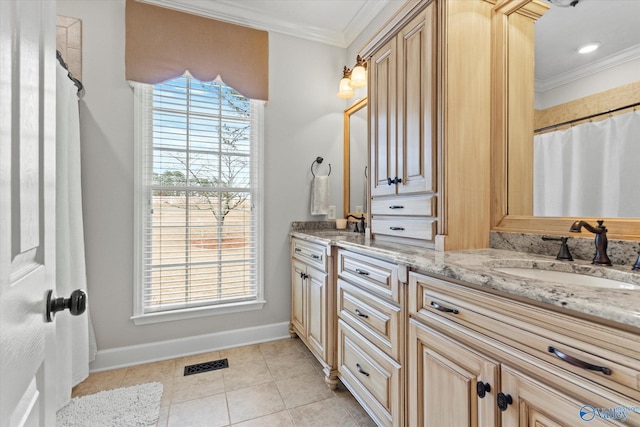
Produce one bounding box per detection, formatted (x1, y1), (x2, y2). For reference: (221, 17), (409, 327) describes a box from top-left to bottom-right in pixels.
(569, 220), (612, 266)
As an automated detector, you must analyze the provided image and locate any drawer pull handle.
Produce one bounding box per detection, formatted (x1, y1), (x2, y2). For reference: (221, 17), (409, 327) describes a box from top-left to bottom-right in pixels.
(389, 227), (405, 231)
(355, 269), (370, 276)
(430, 301), (459, 314)
(497, 393), (512, 411)
(311, 254), (321, 260)
(547, 346), (612, 375)
(299, 272), (309, 280)
(389, 205), (404, 209)
(476, 381), (491, 398)
(294, 248), (302, 252)
(356, 363), (370, 377)
(355, 309), (369, 319)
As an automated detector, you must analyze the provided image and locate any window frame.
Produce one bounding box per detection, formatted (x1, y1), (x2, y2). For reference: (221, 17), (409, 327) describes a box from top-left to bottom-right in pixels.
(131, 79), (265, 326)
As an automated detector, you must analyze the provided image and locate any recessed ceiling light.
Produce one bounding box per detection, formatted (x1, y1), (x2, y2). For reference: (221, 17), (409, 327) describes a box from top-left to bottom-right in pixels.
(578, 42), (600, 54)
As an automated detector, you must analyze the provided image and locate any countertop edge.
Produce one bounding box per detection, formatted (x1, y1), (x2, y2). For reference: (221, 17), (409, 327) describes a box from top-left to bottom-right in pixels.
(290, 231), (640, 331)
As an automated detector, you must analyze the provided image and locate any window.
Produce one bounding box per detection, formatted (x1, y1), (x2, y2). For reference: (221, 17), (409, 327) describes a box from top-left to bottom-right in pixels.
(132, 76), (264, 324)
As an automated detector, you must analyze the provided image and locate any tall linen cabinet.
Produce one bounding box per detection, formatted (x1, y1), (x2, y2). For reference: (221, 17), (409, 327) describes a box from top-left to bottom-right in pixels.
(364, 0), (494, 250)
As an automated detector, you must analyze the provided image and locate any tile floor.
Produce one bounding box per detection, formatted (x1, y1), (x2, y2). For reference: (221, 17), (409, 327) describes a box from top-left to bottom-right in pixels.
(72, 337), (377, 427)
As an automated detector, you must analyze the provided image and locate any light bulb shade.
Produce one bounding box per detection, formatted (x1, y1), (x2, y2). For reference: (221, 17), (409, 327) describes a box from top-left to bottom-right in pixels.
(337, 77), (354, 99)
(349, 65), (367, 88)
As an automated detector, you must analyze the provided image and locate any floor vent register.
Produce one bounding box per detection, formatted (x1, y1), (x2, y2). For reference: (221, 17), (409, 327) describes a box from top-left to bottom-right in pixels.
(183, 358), (229, 376)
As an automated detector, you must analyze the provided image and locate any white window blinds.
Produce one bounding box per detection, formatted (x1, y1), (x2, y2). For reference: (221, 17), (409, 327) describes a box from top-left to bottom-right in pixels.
(132, 76), (264, 321)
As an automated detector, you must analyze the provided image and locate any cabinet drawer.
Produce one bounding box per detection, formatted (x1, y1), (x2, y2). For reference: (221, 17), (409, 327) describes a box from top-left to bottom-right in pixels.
(371, 194), (436, 216)
(337, 250), (399, 303)
(338, 278), (401, 360)
(371, 217), (436, 242)
(409, 272), (640, 399)
(291, 238), (327, 272)
(338, 320), (401, 427)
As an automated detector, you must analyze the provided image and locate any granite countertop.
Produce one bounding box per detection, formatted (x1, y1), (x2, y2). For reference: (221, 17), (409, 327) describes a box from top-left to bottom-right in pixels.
(290, 230), (640, 330)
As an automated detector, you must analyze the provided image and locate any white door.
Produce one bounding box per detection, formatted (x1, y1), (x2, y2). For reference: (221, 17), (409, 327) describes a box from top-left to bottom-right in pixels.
(0, 1), (58, 426)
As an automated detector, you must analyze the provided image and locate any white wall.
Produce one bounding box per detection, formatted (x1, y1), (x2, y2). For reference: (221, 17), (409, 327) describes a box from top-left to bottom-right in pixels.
(56, 0), (345, 361)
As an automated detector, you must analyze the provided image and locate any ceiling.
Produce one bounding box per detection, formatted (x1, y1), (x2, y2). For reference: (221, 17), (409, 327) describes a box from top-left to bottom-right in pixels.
(535, 0), (640, 91)
(141, 0), (402, 48)
(144, 0), (640, 87)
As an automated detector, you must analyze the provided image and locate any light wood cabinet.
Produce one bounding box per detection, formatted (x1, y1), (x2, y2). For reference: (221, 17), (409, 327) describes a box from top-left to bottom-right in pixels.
(409, 318), (499, 427)
(369, 5), (437, 246)
(336, 249), (405, 427)
(289, 238), (337, 389)
(408, 271), (640, 427)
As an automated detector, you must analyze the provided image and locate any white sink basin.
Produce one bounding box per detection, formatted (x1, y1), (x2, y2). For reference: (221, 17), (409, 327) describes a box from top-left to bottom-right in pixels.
(492, 267), (640, 290)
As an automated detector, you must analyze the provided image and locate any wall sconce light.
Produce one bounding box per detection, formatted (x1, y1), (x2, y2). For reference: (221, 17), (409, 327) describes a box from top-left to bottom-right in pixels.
(337, 55), (367, 99)
(337, 66), (355, 99)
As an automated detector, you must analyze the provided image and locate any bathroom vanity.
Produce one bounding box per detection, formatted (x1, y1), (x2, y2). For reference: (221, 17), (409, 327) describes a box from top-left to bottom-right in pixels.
(290, 231), (640, 427)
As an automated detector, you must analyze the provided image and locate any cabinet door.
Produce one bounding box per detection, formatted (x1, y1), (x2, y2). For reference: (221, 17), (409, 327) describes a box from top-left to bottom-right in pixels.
(370, 37), (397, 197)
(291, 259), (306, 337)
(500, 366), (622, 427)
(397, 5), (437, 195)
(306, 266), (328, 360)
(409, 319), (499, 427)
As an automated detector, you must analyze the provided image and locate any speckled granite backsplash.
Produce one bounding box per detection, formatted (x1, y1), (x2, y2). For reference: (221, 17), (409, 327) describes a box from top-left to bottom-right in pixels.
(290, 221), (337, 231)
(491, 231), (640, 267)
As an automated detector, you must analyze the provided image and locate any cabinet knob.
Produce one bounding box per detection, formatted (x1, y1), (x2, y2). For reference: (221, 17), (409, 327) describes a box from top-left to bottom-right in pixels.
(476, 381), (491, 398)
(497, 392), (513, 411)
(386, 177), (403, 185)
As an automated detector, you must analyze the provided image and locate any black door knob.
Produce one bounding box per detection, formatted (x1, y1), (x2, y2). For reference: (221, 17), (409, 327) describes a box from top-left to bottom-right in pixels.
(497, 392), (513, 411)
(46, 289), (87, 322)
(476, 381), (491, 398)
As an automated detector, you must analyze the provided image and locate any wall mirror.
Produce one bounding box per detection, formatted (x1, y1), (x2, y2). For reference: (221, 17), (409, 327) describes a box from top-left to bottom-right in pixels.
(343, 98), (368, 218)
(491, 0), (640, 239)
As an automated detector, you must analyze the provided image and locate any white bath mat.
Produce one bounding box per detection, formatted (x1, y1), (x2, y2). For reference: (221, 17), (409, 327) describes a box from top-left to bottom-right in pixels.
(57, 382), (163, 427)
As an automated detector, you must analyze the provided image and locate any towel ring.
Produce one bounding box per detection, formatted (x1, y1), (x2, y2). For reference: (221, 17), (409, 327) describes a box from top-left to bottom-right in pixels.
(311, 156), (331, 177)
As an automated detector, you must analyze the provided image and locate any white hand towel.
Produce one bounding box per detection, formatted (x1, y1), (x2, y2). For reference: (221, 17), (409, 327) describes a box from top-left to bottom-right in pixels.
(311, 175), (330, 215)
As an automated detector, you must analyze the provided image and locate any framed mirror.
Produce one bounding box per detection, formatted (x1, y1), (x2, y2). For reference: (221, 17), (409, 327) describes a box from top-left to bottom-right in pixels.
(343, 98), (368, 218)
(491, 0), (640, 239)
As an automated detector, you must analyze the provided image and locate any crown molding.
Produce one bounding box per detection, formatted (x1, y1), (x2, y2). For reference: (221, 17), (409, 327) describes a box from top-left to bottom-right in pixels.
(139, 0), (389, 48)
(535, 44), (640, 93)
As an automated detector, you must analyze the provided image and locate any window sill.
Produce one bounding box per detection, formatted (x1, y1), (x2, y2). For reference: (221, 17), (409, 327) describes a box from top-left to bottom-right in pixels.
(131, 300), (266, 326)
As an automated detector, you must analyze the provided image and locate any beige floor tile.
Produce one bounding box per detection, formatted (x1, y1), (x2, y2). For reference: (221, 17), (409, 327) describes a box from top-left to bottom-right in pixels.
(171, 369), (226, 404)
(167, 393), (229, 427)
(289, 397), (359, 427)
(226, 382), (286, 424)
(71, 367), (127, 397)
(231, 410), (293, 427)
(276, 372), (333, 409)
(220, 344), (264, 366)
(222, 358), (273, 392)
(258, 337), (306, 359)
(265, 350), (316, 379)
(121, 359), (176, 387)
(333, 382), (376, 427)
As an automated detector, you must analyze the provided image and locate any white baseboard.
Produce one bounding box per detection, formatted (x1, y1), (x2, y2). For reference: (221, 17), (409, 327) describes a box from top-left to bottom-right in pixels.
(89, 321), (292, 373)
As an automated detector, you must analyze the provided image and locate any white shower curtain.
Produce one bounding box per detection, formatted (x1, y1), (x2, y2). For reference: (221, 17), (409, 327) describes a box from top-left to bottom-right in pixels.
(56, 61), (97, 409)
(534, 109), (640, 218)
